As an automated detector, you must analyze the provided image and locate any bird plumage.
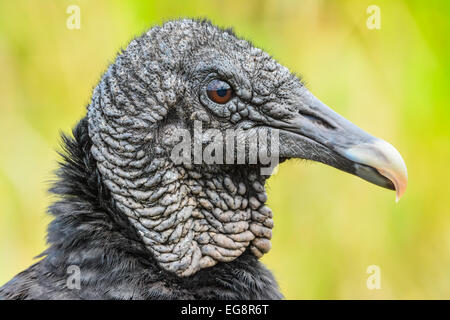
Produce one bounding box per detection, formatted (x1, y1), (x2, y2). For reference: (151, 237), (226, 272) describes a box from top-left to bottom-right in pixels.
(0, 118), (282, 299)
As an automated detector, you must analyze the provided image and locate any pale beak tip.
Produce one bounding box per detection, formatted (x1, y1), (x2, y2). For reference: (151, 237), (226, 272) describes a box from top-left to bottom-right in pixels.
(344, 139), (408, 202)
(373, 139), (408, 202)
(395, 175), (407, 202)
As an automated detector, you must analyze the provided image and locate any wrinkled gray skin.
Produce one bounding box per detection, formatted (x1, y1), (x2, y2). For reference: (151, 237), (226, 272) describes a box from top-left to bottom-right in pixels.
(87, 18), (393, 278)
(0, 19), (395, 299)
(87, 19), (292, 277)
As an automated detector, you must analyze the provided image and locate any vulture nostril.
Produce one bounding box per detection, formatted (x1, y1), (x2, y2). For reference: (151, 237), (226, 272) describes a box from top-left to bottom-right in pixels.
(301, 112), (335, 130)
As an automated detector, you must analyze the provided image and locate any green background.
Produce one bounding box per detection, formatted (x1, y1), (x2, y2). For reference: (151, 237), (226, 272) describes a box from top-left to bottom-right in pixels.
(0, 0), (449, 299)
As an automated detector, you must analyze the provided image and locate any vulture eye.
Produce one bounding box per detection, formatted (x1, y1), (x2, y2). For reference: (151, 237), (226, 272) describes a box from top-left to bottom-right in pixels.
(206, 79), (233, 104)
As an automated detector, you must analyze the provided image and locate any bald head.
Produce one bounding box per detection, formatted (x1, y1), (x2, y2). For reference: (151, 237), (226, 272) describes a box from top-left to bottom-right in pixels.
(87, 19), (406, 277)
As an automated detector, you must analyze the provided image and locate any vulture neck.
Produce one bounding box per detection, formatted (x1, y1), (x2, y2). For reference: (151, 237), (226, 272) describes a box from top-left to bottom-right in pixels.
(104, 147), (275, 276)
(41, 118), (281, 299)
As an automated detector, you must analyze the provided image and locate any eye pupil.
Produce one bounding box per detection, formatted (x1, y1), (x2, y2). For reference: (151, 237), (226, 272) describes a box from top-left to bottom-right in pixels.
(206, 80), (233, 104)
(216, 88), (228, 97)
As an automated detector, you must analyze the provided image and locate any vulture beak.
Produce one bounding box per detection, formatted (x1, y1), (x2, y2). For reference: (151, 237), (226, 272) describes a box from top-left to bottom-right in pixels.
(274, 89), (408, 201)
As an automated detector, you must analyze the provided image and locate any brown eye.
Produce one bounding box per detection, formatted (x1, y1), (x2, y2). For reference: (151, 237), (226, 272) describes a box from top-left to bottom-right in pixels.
(206, 79), (233, 104)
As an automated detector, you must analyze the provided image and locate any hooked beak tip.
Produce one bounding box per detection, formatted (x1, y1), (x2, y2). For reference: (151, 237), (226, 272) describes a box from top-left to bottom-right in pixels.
(344, 139), (408, 202)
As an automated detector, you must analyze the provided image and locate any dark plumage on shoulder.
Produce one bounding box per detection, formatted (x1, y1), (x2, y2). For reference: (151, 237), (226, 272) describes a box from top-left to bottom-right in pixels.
(0, 118), (282, 300)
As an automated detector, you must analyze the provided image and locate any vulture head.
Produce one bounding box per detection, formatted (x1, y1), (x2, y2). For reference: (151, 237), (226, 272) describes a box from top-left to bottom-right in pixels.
(87, 19), (407, 278)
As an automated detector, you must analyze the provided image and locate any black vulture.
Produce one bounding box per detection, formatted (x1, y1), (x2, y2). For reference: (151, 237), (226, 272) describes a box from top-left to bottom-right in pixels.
(0, 19), (407, 300)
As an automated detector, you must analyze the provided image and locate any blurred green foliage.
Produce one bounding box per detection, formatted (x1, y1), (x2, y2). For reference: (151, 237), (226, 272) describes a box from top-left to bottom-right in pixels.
(0, 0), (449, 299)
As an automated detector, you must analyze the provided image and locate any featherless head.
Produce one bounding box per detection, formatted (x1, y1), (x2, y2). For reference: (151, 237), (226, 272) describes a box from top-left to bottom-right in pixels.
(87, 19), (407, 277)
